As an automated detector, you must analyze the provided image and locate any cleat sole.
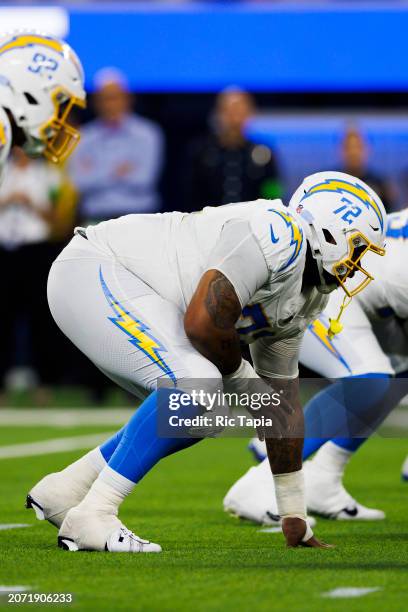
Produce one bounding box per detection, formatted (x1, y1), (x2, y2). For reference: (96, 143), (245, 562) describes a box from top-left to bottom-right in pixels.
(25, 495), (45, 521)
(58, 536), (79, 552)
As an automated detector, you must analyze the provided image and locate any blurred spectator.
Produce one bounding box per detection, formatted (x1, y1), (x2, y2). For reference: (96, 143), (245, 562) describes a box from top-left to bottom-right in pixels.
(0, 147), (63, 404)
(187, 88), (282, 210)
(341, 127), (395, 211)
(70, 67), (164, 224)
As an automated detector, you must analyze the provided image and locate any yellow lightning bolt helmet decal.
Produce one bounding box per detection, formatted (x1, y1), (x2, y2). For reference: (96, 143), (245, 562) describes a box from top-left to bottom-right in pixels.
(0, 34), (64, 57)
(0, 121), (6, 147)
(301, 178), (384, 232)
(268, 209), (304, 270)
(99, 267), (177, 384)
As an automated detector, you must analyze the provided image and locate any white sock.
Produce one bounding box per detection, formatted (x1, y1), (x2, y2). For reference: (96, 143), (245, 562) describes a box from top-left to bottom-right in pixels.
(311, 441), (353, 475)
(77, 466), (135, 515)
(59, 448), (106, 492)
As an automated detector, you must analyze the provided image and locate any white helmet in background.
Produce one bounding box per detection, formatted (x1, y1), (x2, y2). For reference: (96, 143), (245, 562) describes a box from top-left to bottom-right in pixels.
(0, 31), (86, 163)
(0, 106), (12, 182)
(289, 171), (386, 297)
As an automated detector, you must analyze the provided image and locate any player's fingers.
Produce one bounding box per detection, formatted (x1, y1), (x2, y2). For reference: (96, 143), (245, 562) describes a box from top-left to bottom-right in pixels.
(282, 517), (334, 549)
(301, 536), (335, 549)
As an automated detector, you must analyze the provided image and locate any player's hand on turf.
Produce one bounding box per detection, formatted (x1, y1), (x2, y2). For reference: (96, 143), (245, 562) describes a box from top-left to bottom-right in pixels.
(301, 535), (334, 549)
(282, 517), (334, 549)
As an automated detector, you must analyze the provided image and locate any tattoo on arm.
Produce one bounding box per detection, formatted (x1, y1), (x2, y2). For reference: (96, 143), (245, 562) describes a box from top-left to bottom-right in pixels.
(184, 269), (242, 374)
(204, 271), (241, 329)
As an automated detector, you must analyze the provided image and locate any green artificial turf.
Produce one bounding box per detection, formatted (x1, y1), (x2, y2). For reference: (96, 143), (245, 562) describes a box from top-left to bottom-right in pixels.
(0, 425), (407, 611)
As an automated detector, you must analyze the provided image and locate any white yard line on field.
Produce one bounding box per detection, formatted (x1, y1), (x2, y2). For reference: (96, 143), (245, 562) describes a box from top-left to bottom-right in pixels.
(384, 409), (408, 428)
(322, 587), (382, 599)
(0, 433), (114, 459)
(258, 527), (282, 534)
(0, 586), (32, 593)
(0, 524), (31, 531)
(0, 408), (133, 427)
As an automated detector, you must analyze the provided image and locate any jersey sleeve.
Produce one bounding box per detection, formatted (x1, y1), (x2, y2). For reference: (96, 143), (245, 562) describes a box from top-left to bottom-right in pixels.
(204, 218), (269, 308)
(385, 280), (408, 320)
(249, 206), (305, 276)
(249, 332), (304, 379)
(0, 107), (11, 185)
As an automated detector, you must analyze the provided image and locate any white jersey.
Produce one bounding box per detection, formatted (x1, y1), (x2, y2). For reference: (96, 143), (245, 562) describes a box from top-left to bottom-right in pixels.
(300, 210), (408, 378)
(49, 199), (329, 395)
(0, 106), (11, 185)
(359, 209), (408, 321)
(85, 199), (328, 349)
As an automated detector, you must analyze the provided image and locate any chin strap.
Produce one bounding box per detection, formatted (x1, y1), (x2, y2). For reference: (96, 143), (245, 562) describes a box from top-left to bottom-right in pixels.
(328, 295), (352, 340)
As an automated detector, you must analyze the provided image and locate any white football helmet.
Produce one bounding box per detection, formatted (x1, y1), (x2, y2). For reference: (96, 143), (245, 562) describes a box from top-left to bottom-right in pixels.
(0, 106), (12, 182)
(0, 32), (86, 163)
(289, 171), (386, 297)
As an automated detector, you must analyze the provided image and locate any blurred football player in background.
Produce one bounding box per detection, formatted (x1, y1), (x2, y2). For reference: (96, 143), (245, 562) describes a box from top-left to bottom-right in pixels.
(224, 209), (408, 524)
(27, 171), (386, 553)
(0, 32), (86, 174)
(0, 32), (86, 400)
(0, 146), (63, 404)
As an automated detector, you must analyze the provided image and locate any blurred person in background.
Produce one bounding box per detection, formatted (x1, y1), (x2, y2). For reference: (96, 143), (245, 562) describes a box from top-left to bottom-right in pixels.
(0, 147), (63, 405)
(187, 88), (282, 210)
(341, 127), (395, 211)
(70, 68), (164, 224)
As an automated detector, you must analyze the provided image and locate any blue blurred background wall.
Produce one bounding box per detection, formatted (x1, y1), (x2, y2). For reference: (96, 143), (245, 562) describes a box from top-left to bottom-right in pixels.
(68, 2), (408, 93)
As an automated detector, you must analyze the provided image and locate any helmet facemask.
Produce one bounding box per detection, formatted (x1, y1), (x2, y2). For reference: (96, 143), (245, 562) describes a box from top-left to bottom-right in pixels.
(39, 87), (85, 164)
(332, 232), (385, 298)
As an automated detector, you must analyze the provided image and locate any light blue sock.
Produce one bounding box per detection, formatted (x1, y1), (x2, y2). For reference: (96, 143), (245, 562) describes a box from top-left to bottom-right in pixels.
(101, 389), (203, 484)
(100, 427), (125, 463)
(331, 370), (408, 454)
(303, 373), (390, 460)
(331, 437), (366, 452)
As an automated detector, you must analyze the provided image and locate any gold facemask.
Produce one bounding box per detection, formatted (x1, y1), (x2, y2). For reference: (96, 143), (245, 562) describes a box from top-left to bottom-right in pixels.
(40, 87), (86, 164)
(332, 232), (385, 298)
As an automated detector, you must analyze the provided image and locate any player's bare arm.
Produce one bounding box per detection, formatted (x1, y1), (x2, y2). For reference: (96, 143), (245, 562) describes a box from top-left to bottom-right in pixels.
(261, 376), (332, 548)
(184, 269), (242, 375)
(260, 376), (303, 473)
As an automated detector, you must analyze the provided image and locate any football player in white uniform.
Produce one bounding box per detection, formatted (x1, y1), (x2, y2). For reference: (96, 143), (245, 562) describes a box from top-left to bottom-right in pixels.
(0, 105), (11, 182)
(224, 209), (408, 524)
(26, 171), (386, 553)
(0, 32), (86, 182)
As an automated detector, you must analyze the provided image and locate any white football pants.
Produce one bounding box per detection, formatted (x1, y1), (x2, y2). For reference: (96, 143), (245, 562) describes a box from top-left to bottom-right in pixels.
(47, 235), (221, 399)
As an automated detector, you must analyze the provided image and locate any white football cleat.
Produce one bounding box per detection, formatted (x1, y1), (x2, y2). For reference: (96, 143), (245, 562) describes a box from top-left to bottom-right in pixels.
(304, 460), (385, 521)
(223, 459), (316, 528)
(58, 506), (161, 553)
(401, 455), (408, 482)
(26, 472), (87, 528)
